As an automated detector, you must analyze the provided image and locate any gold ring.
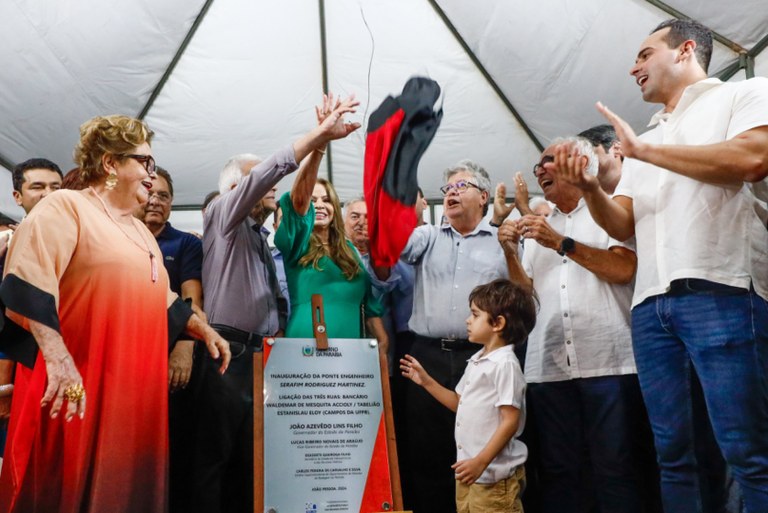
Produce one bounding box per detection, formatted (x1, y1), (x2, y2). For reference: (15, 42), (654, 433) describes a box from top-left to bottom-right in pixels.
(63, 383), (85, 403)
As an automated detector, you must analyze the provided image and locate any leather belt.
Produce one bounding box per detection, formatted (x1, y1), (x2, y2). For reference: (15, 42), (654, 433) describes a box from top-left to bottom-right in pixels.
(413, 334), (475, 352)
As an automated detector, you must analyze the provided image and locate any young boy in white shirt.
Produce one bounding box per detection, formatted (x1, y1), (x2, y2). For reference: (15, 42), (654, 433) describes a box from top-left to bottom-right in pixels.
(401, 278), (536, 512)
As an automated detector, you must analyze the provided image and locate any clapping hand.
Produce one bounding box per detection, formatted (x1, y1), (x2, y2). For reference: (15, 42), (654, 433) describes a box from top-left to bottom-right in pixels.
(596, 101), (646, 160)
(492, 183), (515, 225)
(552, 142), (599, 192)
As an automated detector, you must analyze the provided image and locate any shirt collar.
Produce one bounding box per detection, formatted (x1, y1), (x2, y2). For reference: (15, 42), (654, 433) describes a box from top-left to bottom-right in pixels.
(442, 217), (495, 236)
(469, 344), (514, 363)
(551, 197), (586, 217)
(648, 77), (723, 127)
(155, 221), (173, 240)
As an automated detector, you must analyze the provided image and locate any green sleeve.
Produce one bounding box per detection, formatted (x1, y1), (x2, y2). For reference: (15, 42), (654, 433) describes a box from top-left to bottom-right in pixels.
(274, 192), (315, 267)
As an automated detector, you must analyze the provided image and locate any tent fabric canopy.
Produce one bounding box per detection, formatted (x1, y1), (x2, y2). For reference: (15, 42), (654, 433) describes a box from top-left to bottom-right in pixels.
(1, 0), (767, 225)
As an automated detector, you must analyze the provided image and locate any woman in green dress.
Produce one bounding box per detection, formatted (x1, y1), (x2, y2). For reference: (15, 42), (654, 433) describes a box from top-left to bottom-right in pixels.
(275, 174), (387, 349)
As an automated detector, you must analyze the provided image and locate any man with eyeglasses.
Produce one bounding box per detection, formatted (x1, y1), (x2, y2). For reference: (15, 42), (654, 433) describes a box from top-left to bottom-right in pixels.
(136, 166), (204, 513)
(373, 159), (514, 513)
(499, 137), (642, 513)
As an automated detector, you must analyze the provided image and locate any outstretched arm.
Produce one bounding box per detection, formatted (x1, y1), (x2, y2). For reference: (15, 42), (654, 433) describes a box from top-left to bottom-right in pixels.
(597, 102), (768, 185)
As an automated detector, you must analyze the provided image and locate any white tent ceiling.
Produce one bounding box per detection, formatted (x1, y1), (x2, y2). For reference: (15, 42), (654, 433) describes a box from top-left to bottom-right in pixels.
(1, 0), (767, 227)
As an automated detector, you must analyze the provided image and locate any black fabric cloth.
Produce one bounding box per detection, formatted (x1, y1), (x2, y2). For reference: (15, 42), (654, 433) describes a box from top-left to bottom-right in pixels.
(167, 296), (193, 346)
(364, 77), (442, 267)
(0, 274), (58, 367)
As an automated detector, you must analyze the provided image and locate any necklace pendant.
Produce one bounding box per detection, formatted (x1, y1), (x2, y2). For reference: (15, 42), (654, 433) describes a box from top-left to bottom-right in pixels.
(150, 252), (158, 283)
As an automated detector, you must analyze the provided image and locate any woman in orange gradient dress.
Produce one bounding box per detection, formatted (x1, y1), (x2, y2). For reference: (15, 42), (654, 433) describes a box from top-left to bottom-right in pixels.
(0, 115), (230, 513)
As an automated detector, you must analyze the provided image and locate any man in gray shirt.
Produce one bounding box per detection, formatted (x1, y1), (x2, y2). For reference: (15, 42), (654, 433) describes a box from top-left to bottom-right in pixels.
(375, 159), (515, 513)
(192, 95), (361, 513)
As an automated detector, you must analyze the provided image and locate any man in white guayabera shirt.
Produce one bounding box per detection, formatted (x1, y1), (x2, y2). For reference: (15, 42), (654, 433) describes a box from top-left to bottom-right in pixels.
(553, 18), (768, 513)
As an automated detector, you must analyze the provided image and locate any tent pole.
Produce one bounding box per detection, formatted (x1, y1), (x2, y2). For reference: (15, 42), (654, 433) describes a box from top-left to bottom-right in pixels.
(318, 0), (334, 184)
(0, 153), (15, 173)
(137, 0), (216, 120)
(426, 0), (544, 152)
(643, 0), (746, 54)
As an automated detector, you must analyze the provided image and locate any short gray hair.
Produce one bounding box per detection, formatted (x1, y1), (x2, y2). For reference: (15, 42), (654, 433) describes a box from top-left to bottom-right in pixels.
(443, 159), (492, 215)
(551, 137), (599, 176)
(218, 153), (262, 194)
(443, 159), (492, 192)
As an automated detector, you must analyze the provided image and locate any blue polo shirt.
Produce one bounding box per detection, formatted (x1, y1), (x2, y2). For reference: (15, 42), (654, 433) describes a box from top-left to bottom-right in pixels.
(155, 222), (203, 295)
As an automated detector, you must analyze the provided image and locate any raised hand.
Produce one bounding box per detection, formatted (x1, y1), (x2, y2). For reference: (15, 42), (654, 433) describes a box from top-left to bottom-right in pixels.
(553, 142), (599, 192)
(513, 172), (532, 216)
(596, 101), (647, 160)
(317, 93), (361, 141)
(492, 183), (515, 225)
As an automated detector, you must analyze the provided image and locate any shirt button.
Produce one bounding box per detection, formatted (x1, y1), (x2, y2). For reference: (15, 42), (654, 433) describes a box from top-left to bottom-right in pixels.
(454, 285), (459, 289)
(457, 266), (461, 270)
(563, 259), (567, 264)
(566, 340), (572, 344)
(452, 306), (457, 311)
(457, 444), (462, 450)
(564, 312), (569, 317)
(561, 284), (566, 289)
(456, 421), (460, 427)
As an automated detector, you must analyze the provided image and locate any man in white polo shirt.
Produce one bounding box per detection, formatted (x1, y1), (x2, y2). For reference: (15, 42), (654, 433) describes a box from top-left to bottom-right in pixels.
(554, 18), (768, 513)
(501, 136), (641, 513)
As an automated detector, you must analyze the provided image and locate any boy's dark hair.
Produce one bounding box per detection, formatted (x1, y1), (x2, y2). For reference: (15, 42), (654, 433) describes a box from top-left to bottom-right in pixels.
(651, 19), (712, 72)
(13, 158), (63, 192)
(155, 166), (174, 197)
(468, 279), (537, 345)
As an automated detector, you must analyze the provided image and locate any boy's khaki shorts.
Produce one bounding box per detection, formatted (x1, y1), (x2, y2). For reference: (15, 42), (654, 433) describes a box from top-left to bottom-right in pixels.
(455, 465), (526, 513)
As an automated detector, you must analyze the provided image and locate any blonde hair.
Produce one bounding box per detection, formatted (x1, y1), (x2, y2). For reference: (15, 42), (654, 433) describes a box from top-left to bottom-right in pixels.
(74, 115), (154, 184)
(299, 178), (361, 280)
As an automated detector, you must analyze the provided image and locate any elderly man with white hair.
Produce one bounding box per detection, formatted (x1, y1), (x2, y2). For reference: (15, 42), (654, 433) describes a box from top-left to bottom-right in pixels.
(194, 94), (361, 513)
(499, 136), (643, 513)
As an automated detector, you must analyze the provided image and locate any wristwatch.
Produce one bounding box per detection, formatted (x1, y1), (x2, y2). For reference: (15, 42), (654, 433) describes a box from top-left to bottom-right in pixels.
(558, 237), (575, 256)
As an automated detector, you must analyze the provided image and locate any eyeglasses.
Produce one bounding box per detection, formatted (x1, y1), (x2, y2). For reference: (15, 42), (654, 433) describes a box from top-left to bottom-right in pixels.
(440, 179), (481, 196)
(147, 191), (172, 204)
(533, 155), (554, 176)
(119, 153), (156, 175)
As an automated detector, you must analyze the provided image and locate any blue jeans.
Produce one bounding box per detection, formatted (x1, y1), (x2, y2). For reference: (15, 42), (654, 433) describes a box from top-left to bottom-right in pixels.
(528, 375), (643, 513)
(631, 280), (768, 513)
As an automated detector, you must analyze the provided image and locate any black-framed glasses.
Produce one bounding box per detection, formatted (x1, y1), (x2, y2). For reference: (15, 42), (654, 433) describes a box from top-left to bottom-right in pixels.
(119, 153), (156, 175)
(533, 155), (554, 176)
(440, 179), (481, 196)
